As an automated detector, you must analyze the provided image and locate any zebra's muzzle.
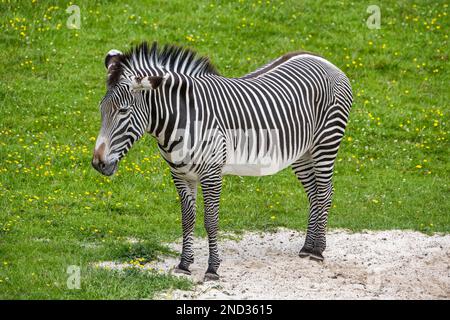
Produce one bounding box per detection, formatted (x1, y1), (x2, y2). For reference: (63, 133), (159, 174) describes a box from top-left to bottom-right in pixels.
(91, 158), (118, 176)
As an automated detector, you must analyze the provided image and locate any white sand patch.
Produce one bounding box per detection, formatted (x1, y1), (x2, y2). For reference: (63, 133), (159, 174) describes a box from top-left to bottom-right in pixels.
(96, 229), (450, 300)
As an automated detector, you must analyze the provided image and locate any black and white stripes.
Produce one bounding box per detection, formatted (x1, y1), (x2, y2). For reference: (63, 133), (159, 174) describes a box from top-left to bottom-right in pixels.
(92, 42), (353, 280)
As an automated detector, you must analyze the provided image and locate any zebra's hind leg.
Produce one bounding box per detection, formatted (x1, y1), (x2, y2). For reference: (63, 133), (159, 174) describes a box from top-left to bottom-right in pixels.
(307, 130), (342, 261)
(293, 150), (335, 262)
(292, 152), (321, 260)
(308, 148), (336, 262)
(172, 175), (197, 275)
(200, 172), (223, 281)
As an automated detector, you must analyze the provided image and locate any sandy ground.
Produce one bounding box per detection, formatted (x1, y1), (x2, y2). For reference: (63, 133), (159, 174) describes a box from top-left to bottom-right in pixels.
(96, 229), (450, 299)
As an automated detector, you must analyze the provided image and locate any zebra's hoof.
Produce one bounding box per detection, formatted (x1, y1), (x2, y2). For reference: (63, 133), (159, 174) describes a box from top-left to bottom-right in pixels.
(299, 246), (313, 258)
(174, 264), (191, 275)
(309, 250), (324, 262)
(204, 272), (220, 281)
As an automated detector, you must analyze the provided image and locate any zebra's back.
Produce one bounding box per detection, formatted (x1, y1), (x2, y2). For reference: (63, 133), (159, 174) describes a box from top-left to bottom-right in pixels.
(191, 53), (352, 176)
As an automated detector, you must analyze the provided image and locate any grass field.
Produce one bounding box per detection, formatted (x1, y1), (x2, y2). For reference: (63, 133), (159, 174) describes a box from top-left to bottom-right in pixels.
(0, 0), (449, 299)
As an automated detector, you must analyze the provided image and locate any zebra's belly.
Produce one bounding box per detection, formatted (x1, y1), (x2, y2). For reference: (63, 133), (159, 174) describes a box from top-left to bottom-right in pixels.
(221, 129), (308, 176)
(222, 159), (295, 176)
(222, 143), (301, 176)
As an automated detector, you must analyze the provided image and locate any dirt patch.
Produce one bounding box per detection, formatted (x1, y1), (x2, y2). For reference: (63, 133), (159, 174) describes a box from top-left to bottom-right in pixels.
(97, 229), (450, 299)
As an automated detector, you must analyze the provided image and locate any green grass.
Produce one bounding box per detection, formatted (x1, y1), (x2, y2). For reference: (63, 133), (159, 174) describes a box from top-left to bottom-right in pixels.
(0, 0), (449, 299)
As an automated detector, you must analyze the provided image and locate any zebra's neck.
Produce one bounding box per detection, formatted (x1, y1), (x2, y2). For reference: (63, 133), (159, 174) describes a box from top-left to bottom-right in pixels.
(146, 73), (195, 149)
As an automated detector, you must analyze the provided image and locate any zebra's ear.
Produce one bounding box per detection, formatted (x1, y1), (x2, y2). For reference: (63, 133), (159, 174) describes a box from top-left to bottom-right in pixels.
(105, 49), (122, 70)
(130, 74), (168, 91)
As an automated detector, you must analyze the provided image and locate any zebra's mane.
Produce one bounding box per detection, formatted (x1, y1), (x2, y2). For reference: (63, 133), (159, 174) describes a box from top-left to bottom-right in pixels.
(108, 42), (219, 87)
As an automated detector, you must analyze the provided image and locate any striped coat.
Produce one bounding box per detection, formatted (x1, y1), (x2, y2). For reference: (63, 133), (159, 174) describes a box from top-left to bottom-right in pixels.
(92, 43), (352, 280)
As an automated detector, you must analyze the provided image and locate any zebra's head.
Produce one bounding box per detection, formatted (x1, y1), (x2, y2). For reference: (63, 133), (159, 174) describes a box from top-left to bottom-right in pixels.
(92, 42), (218, 176)
(92, 49), (165, 176)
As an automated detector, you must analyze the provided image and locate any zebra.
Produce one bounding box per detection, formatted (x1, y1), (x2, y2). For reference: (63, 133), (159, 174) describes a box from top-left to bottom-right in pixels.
(92, 42), (352, 281)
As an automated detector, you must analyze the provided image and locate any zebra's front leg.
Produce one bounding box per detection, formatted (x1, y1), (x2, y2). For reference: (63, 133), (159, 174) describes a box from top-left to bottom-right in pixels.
(172, 176), (197, 275)
(200, 174), (222, 281)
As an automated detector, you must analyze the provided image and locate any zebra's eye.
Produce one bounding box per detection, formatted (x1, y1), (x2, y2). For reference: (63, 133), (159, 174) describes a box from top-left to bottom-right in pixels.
(118, 108), (129, 115)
